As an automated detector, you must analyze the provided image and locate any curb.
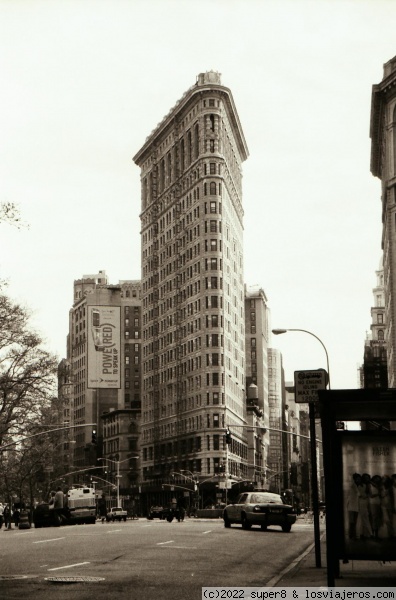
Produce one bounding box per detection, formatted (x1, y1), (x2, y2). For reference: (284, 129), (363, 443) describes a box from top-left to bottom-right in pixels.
(267, 532), (326, 588)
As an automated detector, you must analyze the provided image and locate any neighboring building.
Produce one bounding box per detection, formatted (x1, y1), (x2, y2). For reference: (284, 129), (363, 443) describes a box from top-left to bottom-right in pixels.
(360, 258), (389, 431)
(245, 383), (265, 487)
(133, 71), (249, 503)
(284, 383), (310, 510)
(361, 257), (388, 390)
(244, 285), (270, 483)
(100, 408), (140, 512)
(62, 270), (142, 473)
(370, 56), (396, 387)
(267, 348), (286, 493)
(57, 358), (74, 475)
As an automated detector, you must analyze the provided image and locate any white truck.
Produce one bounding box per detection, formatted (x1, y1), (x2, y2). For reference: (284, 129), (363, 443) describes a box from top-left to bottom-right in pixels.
(106, 506), (127, 522)
(66, 487), (97, 524)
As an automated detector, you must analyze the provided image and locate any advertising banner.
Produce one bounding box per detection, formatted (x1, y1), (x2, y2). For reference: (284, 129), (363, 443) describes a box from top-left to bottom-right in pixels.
(87, 306), (120, 389)
(342, 431), (396, 559)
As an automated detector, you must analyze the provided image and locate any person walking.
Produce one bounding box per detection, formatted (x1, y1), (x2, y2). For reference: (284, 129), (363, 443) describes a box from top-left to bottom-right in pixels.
(0, 503), (4, 529)
(54, 487), (65, 522)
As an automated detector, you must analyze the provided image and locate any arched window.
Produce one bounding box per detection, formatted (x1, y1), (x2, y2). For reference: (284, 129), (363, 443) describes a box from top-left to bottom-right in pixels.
(187, 130), (192, 165)
(194, 123), (199, 159)
(378, 329), (384, 341)
(180, 139), (185, 172)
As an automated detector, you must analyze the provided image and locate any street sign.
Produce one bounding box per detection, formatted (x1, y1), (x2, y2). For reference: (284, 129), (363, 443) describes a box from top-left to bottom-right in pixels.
(294, 369), (327, 403)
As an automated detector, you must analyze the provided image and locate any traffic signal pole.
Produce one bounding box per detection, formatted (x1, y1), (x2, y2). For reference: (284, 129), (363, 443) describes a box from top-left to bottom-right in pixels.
(0, 423), (97, 452)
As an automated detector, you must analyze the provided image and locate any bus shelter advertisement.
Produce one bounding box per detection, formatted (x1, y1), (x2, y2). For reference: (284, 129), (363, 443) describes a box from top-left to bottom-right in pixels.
(342, 432), (396, 559)
(87, 306), (120, 389)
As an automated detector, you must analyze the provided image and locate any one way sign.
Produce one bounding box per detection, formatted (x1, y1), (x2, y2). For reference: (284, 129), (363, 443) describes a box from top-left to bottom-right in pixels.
(294, 369), (328, 403)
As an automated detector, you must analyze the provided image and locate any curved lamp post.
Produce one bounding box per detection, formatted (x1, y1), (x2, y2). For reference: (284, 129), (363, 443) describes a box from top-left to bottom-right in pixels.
(98, 456), (139, 507)
(272, 327), (330, 568)
(272, 328), (331, 388)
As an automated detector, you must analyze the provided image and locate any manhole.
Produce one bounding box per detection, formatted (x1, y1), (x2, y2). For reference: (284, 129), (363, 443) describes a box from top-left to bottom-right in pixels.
(45, 576), (105, 584)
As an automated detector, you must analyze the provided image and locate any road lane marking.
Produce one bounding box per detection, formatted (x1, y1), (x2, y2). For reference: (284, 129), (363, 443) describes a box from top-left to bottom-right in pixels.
(106, 529), (122, 534)
(47, 562), (90, 571)
(202, 530), (212, 534)
(157, 540), (174, 545)
(33, 538), (65, 544)
(166, 546), (197, 549)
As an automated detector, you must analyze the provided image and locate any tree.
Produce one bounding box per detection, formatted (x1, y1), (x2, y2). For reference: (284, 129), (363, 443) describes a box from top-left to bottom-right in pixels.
(0, 202), (26, 229)
(0, 292), (58, 447)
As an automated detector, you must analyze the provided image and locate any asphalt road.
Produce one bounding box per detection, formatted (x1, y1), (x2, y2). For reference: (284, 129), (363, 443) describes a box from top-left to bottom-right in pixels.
(0, 516), (317, 600)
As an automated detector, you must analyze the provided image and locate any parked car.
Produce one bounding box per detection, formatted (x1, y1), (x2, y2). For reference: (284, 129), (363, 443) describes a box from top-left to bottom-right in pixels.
(148, 505), (166, 520)
(223, 491), (296, 532)
(106, 507), (127, 522)
(33, 503), (63, 528)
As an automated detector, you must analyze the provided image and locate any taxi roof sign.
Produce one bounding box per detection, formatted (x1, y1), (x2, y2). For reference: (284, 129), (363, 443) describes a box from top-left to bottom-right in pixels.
(294, 369), (328, 403)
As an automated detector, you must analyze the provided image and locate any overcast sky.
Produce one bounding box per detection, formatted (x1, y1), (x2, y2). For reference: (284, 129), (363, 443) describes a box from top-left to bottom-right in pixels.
(1, 0), (395, 390)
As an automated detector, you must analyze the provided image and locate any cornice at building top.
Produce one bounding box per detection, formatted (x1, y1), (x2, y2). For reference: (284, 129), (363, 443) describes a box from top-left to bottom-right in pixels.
(133, 73), (249, 166)
(370, 64), (396, 179)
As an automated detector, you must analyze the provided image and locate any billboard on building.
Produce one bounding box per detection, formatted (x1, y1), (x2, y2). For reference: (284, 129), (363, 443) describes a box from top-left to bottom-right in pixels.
(87, 306), (120, 389)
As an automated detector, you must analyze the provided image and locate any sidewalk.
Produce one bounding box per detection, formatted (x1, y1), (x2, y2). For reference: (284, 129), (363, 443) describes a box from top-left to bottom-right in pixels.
(272, 536), (396, 588)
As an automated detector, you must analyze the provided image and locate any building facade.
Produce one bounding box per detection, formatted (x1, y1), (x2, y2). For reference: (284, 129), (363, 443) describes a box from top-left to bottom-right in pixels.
(370, 56), (396, 386)
(267, 348), (286, 492)
(133, 72), (249, 498)
(244, 285), (270, 484)
(63, 270), (142, 475)
(361, 257), (388, 390)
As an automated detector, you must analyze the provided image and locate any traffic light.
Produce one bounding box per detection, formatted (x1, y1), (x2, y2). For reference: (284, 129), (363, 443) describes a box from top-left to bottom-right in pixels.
(91, 429), (97, 444)
(225, 428), (232, 445)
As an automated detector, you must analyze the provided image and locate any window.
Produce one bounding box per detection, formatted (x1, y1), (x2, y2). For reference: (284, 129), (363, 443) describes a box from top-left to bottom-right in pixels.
(211, 315), (218, 327)
(210, 182), (216, 195)
(213, 414), (219, 427)
(210, 163), (216, 174)
(210, 239), (217, 251)
(210, 201), (216, 213)
(378, 313), (384, 324)
(210, 258), (217, 270)
(210, 220), (217, 232)
(213, 435), (220, 450)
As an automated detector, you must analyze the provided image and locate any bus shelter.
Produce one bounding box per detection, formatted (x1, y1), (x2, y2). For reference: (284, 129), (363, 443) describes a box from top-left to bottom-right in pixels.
(319, 388), (396, 587)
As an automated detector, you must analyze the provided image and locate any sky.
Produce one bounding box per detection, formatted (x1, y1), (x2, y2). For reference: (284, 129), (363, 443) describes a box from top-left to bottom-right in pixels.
(1, 0), (395, 391)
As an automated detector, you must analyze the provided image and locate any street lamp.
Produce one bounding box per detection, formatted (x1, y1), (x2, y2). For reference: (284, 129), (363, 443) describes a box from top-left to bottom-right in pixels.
(272, 326), (328, 568)
(97, 456), (138, 508)
(272, 328), (330, 388)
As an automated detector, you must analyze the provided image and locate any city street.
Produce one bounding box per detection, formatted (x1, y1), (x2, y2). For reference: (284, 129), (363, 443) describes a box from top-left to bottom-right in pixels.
(0, 516), (318, 600)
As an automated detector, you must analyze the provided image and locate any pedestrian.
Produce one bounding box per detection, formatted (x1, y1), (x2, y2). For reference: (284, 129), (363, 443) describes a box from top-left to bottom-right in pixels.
(48, 491), (56, 509)
(3, 504), (11, 529)
(13, 507), (20, 528)
(0, 503), (4, 529)
(54, 487), (65, 521)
